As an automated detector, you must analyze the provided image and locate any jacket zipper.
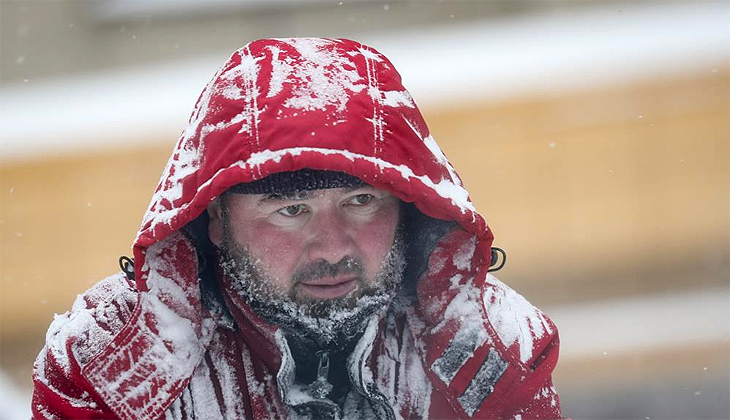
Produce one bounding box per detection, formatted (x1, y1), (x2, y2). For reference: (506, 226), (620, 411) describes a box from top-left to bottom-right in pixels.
(306, 350), (334, 399)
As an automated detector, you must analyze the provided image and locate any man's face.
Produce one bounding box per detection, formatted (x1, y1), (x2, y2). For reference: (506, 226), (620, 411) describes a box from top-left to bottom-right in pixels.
(208, 184), (402, 308)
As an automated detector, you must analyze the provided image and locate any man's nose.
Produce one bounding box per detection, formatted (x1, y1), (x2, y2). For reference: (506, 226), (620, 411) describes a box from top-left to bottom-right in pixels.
(305, 209), (355, 264)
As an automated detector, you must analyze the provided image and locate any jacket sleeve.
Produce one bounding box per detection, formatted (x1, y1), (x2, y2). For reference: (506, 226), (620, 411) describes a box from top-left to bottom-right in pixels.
(413, 228), (563, 419)
(32, 273), (137, 420)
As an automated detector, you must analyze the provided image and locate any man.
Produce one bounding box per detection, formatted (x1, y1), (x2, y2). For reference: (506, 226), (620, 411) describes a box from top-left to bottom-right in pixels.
(32, 38), (562, 419)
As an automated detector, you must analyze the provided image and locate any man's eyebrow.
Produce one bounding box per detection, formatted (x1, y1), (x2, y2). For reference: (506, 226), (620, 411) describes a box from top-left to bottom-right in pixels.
(257, 191), (316, 205)
(342, 184), (371, 193)
(256, 186), (373, 206)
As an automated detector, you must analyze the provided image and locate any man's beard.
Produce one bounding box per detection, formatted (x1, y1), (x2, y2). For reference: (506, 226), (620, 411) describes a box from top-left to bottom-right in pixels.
(218, 225), (406, 351)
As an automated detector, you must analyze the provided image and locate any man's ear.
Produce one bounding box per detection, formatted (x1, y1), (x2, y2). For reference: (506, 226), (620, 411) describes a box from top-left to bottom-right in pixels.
(207, 199), (224, 247)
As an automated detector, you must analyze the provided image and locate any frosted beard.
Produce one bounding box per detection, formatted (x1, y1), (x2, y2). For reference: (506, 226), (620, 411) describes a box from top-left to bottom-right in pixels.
(218, 224), (406, 352)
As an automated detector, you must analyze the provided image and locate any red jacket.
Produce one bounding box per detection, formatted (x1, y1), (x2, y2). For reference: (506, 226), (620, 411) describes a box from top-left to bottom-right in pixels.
(32, 38), (562, 419)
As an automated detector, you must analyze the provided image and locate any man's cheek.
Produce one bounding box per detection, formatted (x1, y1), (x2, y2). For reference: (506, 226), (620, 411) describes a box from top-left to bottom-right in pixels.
(252, 230), (301, 282)
(358, 231), (395, 275)
(243, 224), (292, 255)
(366, 215), (398, 248)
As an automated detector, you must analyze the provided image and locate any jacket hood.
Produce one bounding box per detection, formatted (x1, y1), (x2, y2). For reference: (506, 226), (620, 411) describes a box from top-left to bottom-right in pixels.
(133, 37), (493, 290)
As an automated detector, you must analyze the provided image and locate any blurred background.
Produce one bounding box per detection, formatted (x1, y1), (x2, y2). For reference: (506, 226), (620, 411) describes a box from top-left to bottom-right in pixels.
(1, 0), (728, 418)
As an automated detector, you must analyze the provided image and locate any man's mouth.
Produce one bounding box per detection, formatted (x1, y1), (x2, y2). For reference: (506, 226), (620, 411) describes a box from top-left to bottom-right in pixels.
(298, 277), (358, 299)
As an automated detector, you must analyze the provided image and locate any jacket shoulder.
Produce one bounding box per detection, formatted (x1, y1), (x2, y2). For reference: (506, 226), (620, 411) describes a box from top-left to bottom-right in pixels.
(482, 274), (557, 366)
(32, 272), (138, 419)
(410, 228), (561, 418)
(44, 272), (138, 368)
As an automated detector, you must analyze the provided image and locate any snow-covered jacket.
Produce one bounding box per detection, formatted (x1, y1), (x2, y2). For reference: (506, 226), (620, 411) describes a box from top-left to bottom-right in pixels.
(32, 38), (562, 420)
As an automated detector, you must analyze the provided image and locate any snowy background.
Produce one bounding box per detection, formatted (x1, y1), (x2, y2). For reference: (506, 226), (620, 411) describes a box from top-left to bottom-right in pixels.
(1, 1), (728, 419)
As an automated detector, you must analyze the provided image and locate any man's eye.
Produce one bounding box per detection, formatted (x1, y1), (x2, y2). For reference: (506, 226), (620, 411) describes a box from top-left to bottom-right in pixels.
(277, 204), (306, 217)
(348, 194), (374, 206)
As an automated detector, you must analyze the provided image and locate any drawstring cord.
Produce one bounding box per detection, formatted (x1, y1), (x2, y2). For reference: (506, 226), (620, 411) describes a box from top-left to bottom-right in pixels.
(119, 246), (503, 282)
(119, 256), (135, 281)
(488, 247), (506, 273)
(119, 247), (504, 281)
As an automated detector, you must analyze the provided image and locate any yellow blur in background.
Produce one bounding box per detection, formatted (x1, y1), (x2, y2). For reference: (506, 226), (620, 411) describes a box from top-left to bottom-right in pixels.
(1, 1), (728, 419)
